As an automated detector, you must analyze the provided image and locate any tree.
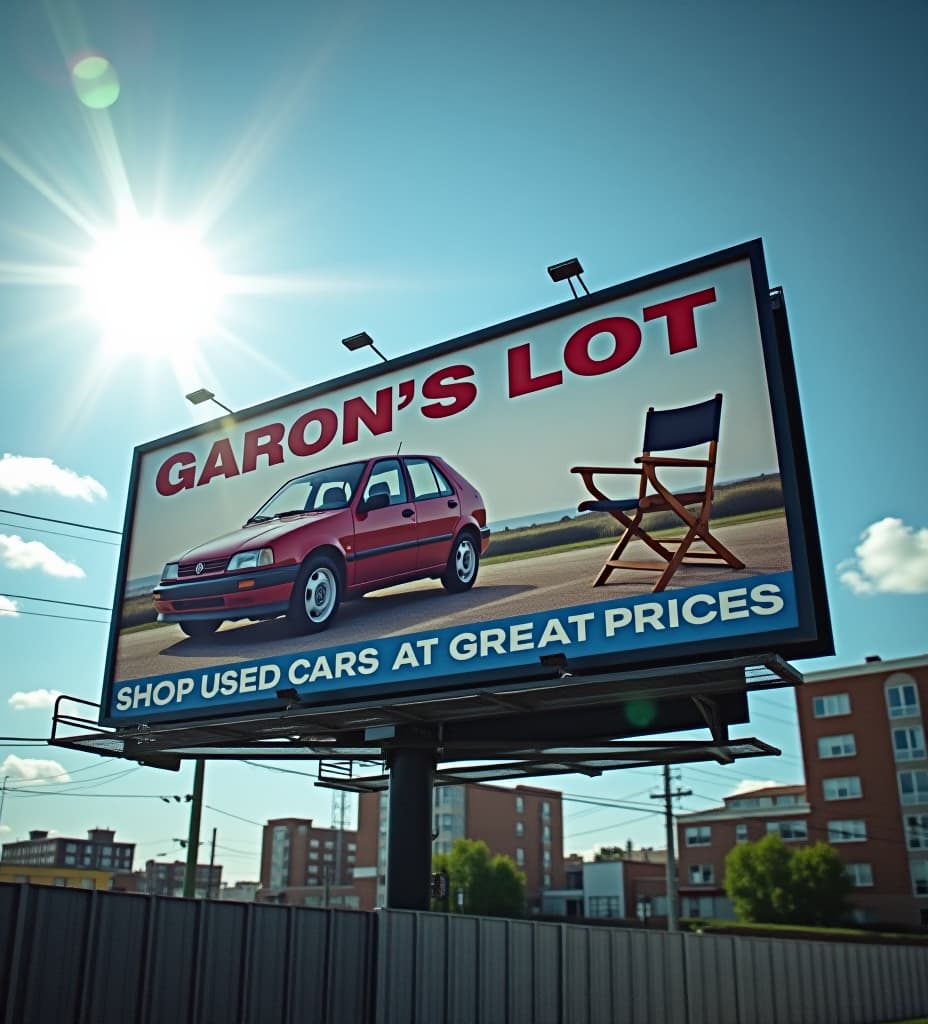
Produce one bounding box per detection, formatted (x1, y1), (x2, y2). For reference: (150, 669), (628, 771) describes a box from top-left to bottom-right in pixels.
(723, 833), (852, 927)
(594, 846), (626, 861)
(432, 838), (526, 918)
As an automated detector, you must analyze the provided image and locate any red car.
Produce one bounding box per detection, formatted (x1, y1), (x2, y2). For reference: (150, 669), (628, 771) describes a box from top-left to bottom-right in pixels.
(152, 454), (489, 638)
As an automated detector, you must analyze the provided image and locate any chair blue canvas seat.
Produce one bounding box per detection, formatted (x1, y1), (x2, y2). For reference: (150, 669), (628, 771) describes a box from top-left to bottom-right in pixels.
(570, 393), (744, 593)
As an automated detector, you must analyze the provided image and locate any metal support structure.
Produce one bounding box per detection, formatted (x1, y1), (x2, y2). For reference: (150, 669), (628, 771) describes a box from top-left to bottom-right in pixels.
(183, 759), (205, 898)
(385, 746), (435, 911)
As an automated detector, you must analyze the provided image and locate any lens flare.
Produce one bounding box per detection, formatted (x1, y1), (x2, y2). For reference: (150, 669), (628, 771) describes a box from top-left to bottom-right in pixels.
(71, 55), (120, 110)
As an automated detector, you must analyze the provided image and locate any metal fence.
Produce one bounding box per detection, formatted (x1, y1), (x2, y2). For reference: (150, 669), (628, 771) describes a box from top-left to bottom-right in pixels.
(3, 883), (927, 1024)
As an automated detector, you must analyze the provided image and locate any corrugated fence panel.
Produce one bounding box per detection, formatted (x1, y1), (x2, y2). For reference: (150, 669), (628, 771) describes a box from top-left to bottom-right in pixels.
(533, 921), (562, 1024)
(446, 915), (479, 1024)
(506, 919), (537, 1024)
(144, 893), (199, 1023)
(83, 890), (149, 1023)
(477, 916), (508, 1023)
(684, 933), (737, 1024)
(240, 903), (290, 1024)
(376, 908), (416, 1024)
(12, 886), (91, 1024)
(586, 927), (614, 1024)
(6, 884), (928, 1024)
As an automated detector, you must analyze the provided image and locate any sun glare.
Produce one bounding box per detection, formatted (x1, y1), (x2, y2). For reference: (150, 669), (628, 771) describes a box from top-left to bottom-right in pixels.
(80, 219), (225, 355)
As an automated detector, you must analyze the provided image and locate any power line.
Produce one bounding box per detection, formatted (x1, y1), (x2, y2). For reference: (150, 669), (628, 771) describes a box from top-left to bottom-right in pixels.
(0, 519), (120, 547)
(0, 607), (108, 624)
(0, 508), (121, 535)
(0, 592), (112, 612)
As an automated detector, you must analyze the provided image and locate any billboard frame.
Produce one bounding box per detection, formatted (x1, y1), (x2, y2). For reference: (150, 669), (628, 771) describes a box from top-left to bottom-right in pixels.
(99, 239), (832, 729)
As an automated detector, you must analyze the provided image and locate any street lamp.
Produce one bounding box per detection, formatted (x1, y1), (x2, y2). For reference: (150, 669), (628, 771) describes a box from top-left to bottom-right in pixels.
(546, 257), (590, 299)
(342, 331), (388, 363)
(185, 388), (234, 415)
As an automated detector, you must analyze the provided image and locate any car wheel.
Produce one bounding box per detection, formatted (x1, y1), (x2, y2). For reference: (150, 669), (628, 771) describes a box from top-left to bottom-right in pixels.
(441, 532), (479, 592)
(288, 553), (341, 632)
(179, 619), (221, 639)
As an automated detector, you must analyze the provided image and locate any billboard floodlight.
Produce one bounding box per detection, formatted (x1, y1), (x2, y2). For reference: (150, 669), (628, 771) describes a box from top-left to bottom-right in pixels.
(185, 388), (234, 415)
(547, 257), (590, 298)
(342, 331), (388, 362)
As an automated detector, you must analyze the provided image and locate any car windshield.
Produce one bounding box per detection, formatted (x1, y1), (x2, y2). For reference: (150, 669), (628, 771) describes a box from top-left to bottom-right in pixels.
(248, 461), (367, 522)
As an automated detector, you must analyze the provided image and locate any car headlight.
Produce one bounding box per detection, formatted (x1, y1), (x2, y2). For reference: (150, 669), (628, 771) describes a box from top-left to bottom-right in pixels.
(162, 563), (180, 581)
(228, 548), (274, 571)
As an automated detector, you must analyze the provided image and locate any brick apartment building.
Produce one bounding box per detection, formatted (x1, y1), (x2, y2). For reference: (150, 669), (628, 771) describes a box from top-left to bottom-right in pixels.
(353, 782), (565, 912)
(1, 827), (134, 874)
(257, 817), (360, 909)
(677, 653), (928, 928)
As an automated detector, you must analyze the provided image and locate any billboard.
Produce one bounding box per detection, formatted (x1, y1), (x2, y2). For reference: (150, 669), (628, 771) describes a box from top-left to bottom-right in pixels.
(101, 239), (831, 726)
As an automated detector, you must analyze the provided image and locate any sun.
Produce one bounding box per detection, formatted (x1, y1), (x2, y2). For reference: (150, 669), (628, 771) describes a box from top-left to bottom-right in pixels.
(80, 218), (226, 356)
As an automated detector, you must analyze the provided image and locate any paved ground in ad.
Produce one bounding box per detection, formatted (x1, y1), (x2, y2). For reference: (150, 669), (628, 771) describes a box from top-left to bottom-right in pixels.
(113, 517), (791, 682)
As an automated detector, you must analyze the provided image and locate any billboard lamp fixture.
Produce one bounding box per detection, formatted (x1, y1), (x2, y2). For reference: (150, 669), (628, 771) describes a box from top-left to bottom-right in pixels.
(185, 388), (234, 415)
(276, 687), (301, 706)
(342, 331), (388, 363)
(547, 258), (590, 299)
(540, 652), (573, 679)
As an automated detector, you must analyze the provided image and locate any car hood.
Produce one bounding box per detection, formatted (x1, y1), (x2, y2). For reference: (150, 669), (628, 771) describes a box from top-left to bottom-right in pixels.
(172, 510), (346, 562)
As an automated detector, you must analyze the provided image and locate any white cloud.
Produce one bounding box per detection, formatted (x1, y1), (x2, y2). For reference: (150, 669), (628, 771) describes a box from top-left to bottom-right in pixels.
(0, 534), (85, 578)
(0, 453), (107, 502)
(1, 754), (70, 784)
(0, 595), (18, 616)
(8, 688), (62, 710)
(726, 779), (781, 797)
(839, 517), (928, 595)
(0, 825), (10, 835)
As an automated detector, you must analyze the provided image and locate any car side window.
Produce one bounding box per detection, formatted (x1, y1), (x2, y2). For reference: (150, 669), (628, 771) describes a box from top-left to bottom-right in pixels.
(406, 458), (454, 501)
(364, 459), (408, 506)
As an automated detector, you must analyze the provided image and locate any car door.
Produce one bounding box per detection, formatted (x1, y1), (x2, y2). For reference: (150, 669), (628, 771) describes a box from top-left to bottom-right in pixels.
(351, 458), (418, 587)
(405, 457), (460, 572)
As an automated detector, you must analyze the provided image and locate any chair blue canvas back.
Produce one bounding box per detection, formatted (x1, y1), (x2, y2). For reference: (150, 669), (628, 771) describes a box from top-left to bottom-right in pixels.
(643, 394), (723, 453)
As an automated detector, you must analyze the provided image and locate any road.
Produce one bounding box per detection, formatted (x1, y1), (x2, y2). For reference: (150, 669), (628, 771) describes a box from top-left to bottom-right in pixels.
(112, 517), (791, 681)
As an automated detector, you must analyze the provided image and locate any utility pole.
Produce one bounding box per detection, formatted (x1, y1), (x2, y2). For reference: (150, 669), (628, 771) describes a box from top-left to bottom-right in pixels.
(651, 765), (692, 931)
(208, 827), (217, 899)
(183, 760), (205, 898)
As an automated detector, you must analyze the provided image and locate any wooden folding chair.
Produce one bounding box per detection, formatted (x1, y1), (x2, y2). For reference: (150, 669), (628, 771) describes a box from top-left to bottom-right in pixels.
(571, 393), (744, 592)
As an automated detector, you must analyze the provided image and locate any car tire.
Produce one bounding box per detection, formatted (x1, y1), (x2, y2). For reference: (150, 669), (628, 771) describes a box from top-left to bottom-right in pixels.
(441, 531), (479, 592)
(179, 619), (221, 639)
(288, 553), (342, 633)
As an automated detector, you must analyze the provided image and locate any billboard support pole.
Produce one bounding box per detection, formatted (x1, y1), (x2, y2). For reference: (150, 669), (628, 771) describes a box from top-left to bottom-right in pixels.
(183, 758), (205, 898)
(385, 745), (435, 911)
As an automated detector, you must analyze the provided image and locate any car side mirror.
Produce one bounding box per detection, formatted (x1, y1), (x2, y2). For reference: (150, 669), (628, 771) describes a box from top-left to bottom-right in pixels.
(361, 490), (390, 513)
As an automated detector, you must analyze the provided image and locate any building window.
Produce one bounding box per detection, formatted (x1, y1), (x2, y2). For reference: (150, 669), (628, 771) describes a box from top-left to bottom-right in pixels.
(911, 860), (928, 897)
(588, 896), (620, 918)
(310, 838), (320, 848)
(308, 851), (319, 861)
(894, 727), (926, 762)
(899, 770), (928, 805)
(766, 820), (808, 842)
(688, 864), (714, 884)
(542, 824), (551, 841)
(81, 878), (95, 890)
(515, 796), (524, 815)
(324, 840), (335, 850)
(827, 820), (867, 843)
(904, 815), (928, 850)
(886, 676), (920, 719)
(823, 777), (862, 801)
(543, 873), (552, 888)
(542, 801), (551, 818)
(846, 864), (874, 888)
(543, 850), (552, 868)
(818, 734), (856, 759)
(347, 842), (357, 852)
(515, 821), (525, 837)
(685, 826), (711, 847)
(735, 824), (748, 844)
(516, 848), (525, 867)
(54, 877), (67, 887)
(812, 693), (851, 718)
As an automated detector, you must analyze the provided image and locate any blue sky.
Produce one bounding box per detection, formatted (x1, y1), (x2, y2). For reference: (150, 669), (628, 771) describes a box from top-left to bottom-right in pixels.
(1, 0), (926, 878)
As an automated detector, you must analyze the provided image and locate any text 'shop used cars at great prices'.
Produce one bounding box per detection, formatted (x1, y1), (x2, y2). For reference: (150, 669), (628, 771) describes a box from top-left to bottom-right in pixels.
(151, 455), (490, 638)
